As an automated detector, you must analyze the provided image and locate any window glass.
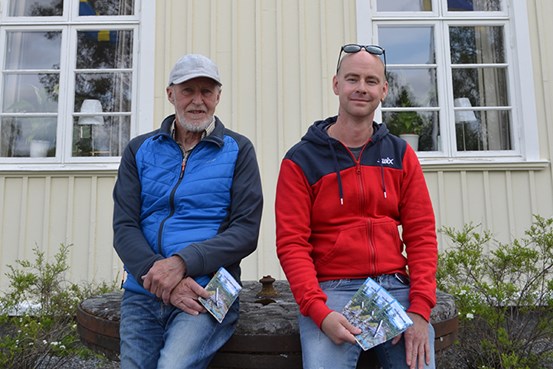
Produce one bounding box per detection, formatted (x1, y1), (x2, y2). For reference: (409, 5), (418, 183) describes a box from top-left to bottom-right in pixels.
(1, 31), (61, 158)
(450, 25), (510, 151)
(455, 109), (511, 151)
(380, 26), (435, 64)
(450, 26), (505, 64)
(1, 1), (140, 162)
(73, 28), (133, 157)
(379, 25), (438, 152)
(79, 0), (135, 16)
(384, 69), (438, 108)
(374, 1), (514, 155)
(9, 0), (63, 16)
(73, 72), (132, 157)
(76, 29), (133, 69)
(451, 68), (508, 106)
(5, 31), (61, 69)
(447, 0), (502, 12)
(377, 0), (432, 12)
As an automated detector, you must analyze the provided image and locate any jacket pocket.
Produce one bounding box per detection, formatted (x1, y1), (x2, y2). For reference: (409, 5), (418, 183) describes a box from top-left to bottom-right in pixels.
(315, 223), (371, 274)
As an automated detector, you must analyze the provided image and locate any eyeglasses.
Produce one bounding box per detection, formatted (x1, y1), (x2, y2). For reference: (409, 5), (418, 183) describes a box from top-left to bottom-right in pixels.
(336, 44), (387, 75)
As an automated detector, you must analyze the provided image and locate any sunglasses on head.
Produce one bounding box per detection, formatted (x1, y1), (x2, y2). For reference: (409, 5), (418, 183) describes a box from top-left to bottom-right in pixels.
(336, 44), (387, 75)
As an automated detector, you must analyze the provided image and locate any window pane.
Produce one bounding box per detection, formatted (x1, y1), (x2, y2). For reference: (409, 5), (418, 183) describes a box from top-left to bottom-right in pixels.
(3, 74), (59, 113)
(79, 0), (135, 16)
(384, 68), (438, 108)
(6, 31), (61, 69)
(450, 26), (505, 64)
(73, 115), (130, 157)
(456, 110), (511, 151)
(1, 29), (61, 158)
(74, 72), (132, 156)
(452, 67), (508, 106)
(448, 0), (502, 12)
(0, 116), (56, 157)
(383, 111), (439, 152)
(77, 30), (134, 69)
(379, 26), (435, 64)
(377, 0), (432, 11)
(9, 0), (63, 16)
(75, 73), (132, 112)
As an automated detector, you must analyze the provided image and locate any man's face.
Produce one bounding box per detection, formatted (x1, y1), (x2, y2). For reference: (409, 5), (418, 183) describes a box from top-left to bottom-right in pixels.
(167, 77), (221, 132)
(333, 52), (388, 120)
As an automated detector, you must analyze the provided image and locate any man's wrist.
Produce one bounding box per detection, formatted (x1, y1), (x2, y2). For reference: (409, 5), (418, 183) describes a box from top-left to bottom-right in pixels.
(172, 255), (188, 278)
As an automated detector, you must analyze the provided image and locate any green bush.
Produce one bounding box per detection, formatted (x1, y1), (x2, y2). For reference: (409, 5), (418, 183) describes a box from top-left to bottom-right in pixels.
(437, 215), (553, 369)
(0, 244), (118, 369)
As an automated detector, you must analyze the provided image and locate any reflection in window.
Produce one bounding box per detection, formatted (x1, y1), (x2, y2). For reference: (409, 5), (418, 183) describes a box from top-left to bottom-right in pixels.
(0, 31), (60, 158)
(450, 26), (505, 64)
(450, 25), (511, 151)
(384, 111), (439, 152)
(384, 69), (438, 108)
(377, 0), (432, 12)
(375, 5), (512, 154)
(73, 29), (134, 157)
(379, 26), (435, 65)
(79, 0), (135, 16)
(9, 0), (63, 17)
(77, 30), (133, 69)
(447, 0), (502, 12)
(379, 26), (438, 152)
(1, 0), (140, 162)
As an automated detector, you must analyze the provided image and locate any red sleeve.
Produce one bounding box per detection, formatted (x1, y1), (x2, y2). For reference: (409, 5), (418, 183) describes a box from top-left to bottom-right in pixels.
(275, 159), (332, 327)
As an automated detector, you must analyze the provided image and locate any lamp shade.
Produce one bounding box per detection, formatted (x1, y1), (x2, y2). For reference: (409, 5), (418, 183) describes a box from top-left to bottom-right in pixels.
(454, 97), (477, 122)
(78, 99), (104, 125)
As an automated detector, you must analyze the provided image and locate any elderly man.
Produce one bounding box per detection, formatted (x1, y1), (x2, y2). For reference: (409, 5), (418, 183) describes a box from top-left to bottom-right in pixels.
(113, 54), (263, 369)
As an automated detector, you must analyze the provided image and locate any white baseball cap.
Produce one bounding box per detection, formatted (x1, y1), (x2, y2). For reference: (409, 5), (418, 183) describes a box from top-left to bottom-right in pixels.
(167, 54), (222, 86)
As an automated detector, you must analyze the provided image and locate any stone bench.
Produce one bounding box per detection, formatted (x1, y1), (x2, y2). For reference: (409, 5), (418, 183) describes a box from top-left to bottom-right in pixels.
(77, 278), (458, 369)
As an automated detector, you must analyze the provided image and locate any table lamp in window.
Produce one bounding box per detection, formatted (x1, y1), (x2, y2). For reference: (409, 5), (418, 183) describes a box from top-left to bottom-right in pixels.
(454, 97), (479, 151)
(78, 99), (104, 155)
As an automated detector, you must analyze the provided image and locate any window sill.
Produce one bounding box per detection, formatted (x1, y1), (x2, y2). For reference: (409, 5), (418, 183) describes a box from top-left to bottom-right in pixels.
(0, 162), (120, 174)
(420, 158), (550, 172)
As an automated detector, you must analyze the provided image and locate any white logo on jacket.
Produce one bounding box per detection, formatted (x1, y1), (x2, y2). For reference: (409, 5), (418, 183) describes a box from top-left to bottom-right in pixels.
(380, 157), (394, 165)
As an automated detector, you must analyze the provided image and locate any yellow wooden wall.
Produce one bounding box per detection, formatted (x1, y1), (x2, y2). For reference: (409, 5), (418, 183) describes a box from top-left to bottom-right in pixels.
(0, 0), (552, 292)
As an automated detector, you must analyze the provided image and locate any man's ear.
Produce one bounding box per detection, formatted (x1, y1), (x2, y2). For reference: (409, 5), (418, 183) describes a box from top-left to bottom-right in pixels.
(332, 75), (339, 96)
(381, 81), (389, 102)
(166, 87), (175, 104)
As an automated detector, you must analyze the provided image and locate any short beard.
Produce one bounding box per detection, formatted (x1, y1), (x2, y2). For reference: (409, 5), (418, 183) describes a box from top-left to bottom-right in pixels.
(175, 112), (213, 133)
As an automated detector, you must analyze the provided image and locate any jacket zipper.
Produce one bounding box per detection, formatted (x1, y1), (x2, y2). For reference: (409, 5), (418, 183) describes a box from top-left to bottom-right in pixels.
(156, 151), (188, 254)
(355, 145), (378, 276)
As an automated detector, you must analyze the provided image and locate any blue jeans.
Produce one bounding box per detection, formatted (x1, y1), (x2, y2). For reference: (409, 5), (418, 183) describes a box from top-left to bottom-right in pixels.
(119, 290), (238, 369)
(299, 275), (435, 369)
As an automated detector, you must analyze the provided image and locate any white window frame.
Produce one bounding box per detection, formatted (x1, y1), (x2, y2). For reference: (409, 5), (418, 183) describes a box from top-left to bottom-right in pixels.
(356, 0), (543, 167)
(0, 0), (154, 171)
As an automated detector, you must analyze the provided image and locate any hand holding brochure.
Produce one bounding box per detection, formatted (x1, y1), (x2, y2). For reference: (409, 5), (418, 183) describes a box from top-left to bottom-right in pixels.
(342, 277), (413, 351)
(199, 267), (242, 323)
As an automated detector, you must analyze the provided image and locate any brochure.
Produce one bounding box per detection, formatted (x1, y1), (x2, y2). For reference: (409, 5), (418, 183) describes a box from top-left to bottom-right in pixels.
(198, 267), (242, 323)
(342, 277), (413, 351)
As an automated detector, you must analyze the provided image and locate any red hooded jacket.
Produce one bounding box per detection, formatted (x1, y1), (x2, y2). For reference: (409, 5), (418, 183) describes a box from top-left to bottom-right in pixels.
(276, 117), (438, 328)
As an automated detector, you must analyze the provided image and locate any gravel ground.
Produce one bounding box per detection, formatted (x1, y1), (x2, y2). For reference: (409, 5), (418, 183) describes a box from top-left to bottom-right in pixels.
(45, 357), (119, 369)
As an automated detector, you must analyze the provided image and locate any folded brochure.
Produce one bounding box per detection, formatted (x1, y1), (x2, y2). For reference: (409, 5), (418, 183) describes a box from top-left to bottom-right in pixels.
(342, 277), (413, 351)
(199, 267), (242, 323)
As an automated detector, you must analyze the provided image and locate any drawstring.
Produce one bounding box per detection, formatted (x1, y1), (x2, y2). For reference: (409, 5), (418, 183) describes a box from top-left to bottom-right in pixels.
(328, 140), (345, 206)
(327, 127), (388, 204)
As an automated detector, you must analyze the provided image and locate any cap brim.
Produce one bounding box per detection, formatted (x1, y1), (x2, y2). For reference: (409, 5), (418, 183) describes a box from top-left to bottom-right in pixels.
(170, 73), (222, 86)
